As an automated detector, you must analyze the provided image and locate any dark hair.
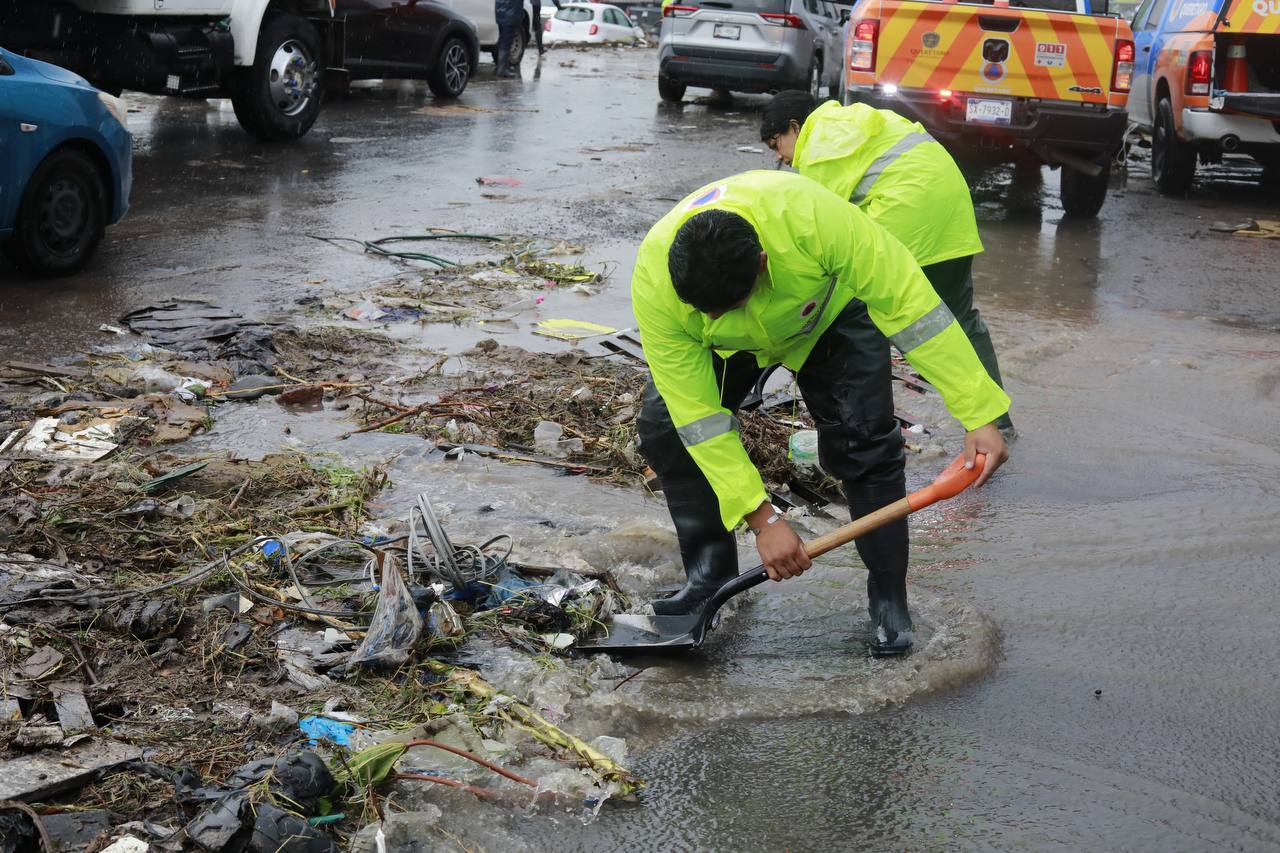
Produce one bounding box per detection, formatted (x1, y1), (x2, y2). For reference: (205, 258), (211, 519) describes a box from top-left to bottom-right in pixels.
(668, 210), (761, 314)
(760, 90), (822, 141)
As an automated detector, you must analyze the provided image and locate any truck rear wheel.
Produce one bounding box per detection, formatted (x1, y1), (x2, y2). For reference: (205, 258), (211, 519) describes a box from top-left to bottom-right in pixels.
(230, 13), (324, 141)
(658, 74), (685, 102)
(1060, 161), (1110, 218)
(4, 149), (107, 278)
(1152, 97), (1196, 196)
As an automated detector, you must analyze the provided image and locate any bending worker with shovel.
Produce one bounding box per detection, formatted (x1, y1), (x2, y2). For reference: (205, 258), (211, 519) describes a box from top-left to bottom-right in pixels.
(633, 170), (1009, 655)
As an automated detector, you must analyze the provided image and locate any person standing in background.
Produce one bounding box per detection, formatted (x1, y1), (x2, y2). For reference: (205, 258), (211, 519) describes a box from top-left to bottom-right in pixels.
(532, 0), (561, 55)
(495, 0), (524, 77)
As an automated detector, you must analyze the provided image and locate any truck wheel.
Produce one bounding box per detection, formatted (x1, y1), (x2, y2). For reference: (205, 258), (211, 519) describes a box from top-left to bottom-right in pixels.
(511, 20), (529, 65)
(428, 37), (472, 98)
(1151, 97), (1196, 196)
(658, 74), (685, 102)
(1059, 161), (1111, 218)
(807, 57), (821, 98)
(4, 149), (107, 277)
(493, 21), (530, 66)
(230, 13), (324, 142)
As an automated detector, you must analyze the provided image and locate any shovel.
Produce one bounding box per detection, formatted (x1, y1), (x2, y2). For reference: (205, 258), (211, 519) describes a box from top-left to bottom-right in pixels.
(576, 452), (987, 654)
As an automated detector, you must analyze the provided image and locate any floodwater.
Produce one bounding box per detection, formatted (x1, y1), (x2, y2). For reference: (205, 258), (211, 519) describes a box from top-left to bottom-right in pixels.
(4, 48), (1280, 851)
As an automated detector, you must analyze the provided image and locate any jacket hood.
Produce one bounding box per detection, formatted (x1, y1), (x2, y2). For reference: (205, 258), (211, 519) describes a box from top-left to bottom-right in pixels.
(794, 101), (886, 167)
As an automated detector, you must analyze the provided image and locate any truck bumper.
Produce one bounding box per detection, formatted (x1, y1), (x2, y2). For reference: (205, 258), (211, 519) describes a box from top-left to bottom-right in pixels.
(1182, 108), (1280, 147)
(659, 46), (804, 93)
(846, 86), (1129, 159)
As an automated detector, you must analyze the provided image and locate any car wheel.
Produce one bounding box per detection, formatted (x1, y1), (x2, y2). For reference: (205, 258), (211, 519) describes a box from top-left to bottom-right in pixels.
(230, 12), (324, 141)
(1059, 160), (1111, 218)
(428, 36), (472, 98)
(510, 18), (529, 65)
(658, 74), (685, 102)
(1151, 97), (1196, 196)
(807, 56), (822, 98)
(4, 148), (107, 277)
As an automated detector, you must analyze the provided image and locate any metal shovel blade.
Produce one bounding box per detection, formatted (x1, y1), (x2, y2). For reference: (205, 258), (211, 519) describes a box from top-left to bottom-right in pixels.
(573, 612), (704, 653)
(575, 567), (770, 654)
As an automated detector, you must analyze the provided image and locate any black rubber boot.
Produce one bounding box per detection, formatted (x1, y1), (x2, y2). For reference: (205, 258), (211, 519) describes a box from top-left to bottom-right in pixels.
(650, 470), (738, 616)
(846, 484), (913, 655)
(496, 50), (516, 78)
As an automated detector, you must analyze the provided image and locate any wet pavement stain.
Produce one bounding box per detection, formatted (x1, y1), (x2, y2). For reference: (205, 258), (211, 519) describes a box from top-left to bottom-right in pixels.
(3, 47), (1280, 851)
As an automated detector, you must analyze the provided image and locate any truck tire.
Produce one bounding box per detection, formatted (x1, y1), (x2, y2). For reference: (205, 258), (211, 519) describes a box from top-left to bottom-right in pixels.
(1152, 97), (1196, 196)
(658, 74), (685, 102)
(491, 20), (529, 66)
(4, 148), (107, 278)
(230, 12), (324, 142)
(1059, 161), (1110, 218)
(428, 36), (472, 98)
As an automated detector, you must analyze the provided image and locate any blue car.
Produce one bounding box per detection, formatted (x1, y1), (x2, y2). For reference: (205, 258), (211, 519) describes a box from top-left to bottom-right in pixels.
(0, 46), (132, 277)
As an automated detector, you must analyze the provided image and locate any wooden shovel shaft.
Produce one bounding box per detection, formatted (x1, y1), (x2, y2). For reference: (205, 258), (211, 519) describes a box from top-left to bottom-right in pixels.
(798, 452), (986, 561)
(803, 497), (911, 560)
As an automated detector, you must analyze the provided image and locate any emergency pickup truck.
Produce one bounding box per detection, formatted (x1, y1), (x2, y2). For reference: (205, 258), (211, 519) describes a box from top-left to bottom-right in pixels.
(1128, 0), (1280, 194)
(841, 0), (1136, 216)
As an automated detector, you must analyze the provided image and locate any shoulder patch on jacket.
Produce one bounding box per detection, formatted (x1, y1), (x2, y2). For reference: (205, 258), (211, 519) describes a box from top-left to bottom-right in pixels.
(686, 184), (726, 210)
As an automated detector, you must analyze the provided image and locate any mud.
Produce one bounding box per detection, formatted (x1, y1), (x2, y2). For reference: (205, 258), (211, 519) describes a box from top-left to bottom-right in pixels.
(2, 47), (1279, 851)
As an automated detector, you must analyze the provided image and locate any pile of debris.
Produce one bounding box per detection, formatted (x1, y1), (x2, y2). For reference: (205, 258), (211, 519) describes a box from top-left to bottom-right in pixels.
(1, 474), (641, 850)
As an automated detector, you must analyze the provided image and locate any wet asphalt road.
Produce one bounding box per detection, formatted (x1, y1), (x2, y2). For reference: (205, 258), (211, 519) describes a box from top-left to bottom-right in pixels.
(3, 48), (1280, 851)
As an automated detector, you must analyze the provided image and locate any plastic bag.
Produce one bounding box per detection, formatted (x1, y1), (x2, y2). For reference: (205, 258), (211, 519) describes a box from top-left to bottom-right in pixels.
(346, 553), (422, 670)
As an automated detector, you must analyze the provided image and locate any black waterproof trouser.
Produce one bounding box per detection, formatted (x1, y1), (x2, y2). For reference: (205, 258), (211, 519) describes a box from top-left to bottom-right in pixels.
(637, 299), (909, 630)
(531, 1), (544, 52)
(921, 254), (1012, 430)
(496, 20), (520, 62)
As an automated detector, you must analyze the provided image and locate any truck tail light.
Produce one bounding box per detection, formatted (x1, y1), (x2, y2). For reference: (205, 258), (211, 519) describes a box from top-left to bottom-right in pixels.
(1187, 49), (1212, 95)
(760, 13), (806, 28)
(1112, 39), (1134, 93)
(849, 20), (878, 72)
(663, 4), (697, 16)
(589, 22), (599, 34)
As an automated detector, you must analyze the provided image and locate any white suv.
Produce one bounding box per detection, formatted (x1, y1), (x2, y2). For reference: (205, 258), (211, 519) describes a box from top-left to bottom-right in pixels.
(657, 0), (845, 102)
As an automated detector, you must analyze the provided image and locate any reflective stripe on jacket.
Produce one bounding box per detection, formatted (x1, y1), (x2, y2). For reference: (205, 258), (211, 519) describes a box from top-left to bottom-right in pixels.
(631, 170), (1010, 531)
(792, 101), (983, 268)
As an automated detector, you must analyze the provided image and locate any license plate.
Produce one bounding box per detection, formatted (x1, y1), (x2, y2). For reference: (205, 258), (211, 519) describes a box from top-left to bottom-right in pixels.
(965, 98), (1012, 125)
(714, 24), (741, 39)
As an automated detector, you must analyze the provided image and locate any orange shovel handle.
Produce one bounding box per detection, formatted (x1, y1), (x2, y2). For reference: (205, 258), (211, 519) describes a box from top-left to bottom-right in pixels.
(804, 453), (985, 560)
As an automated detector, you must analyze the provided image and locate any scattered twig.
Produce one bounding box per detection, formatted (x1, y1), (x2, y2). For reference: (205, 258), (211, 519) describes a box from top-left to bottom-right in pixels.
(393, 773), (504, 802)
(611, 667), (648, 692)
(227, 478), (251, 512)
(401, 739), (536, 788)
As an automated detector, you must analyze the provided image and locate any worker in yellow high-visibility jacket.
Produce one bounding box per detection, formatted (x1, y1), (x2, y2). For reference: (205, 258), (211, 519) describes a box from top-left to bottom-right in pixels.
(633, 170), (1009, 655)
(760, 91), (1012, 434)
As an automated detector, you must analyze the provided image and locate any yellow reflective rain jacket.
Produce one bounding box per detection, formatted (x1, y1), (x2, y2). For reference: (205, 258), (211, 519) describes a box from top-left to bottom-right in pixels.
(792, 101), (982, 268)
(632, 170), (1010, 531)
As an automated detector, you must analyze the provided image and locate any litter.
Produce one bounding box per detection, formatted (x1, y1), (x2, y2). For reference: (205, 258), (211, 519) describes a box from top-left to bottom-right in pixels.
(475, 175), (521, 187)
(0, 738), (141, 801)
(532, 318), (619, 341)
(298, 716), (355, 747)
(5, 415), (129, 461)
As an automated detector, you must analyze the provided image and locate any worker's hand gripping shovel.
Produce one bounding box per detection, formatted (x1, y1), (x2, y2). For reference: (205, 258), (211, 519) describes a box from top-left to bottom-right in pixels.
(576, 453), (986, 654)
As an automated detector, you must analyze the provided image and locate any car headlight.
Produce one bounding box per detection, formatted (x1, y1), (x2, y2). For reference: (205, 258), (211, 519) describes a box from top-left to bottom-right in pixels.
(98, 91), (128, 128)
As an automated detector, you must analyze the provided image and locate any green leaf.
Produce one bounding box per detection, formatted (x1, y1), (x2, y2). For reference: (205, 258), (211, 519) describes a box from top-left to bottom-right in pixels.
(338, 742), (407, 788)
